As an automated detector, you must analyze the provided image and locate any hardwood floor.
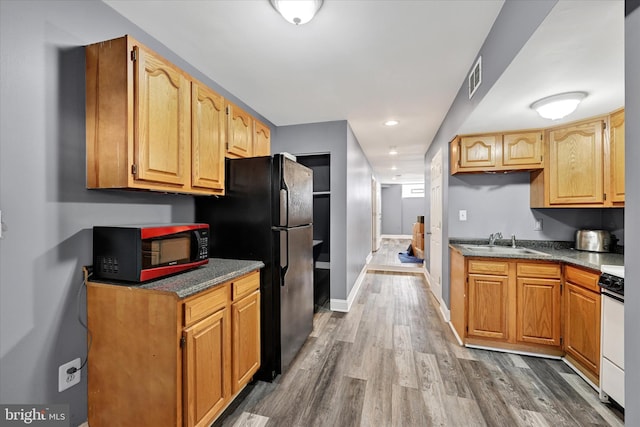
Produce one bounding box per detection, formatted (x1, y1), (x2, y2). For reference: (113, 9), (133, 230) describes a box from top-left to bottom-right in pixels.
(218, 240), (623, 427)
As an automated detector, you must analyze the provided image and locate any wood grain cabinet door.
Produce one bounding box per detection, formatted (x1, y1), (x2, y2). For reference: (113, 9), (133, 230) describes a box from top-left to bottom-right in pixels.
(231, 290), (261, 393)
(226, 102), (253, 158)
(459, 135), (497, 169)
(564, 282), (601, 377)
(183, 308), (231, 427)
(548, 120), (604, 205)
(467, 274), (509, 340)
(191, 82), (225, 193)
(253, 120), (271, 157)
(516, 277), (561, 346)
(608, 109), (625, 203)
(503, 132), (543, 167)
(134, 44), (190, 187)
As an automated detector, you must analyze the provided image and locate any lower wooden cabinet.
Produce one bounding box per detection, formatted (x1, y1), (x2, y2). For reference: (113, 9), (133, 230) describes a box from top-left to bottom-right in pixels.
(87, 270), (260, 427)
(183, 307), (230, 427)
(563, 265), (601, 384)
(449, 249), (602, 383)
(467, 274), (509, 340)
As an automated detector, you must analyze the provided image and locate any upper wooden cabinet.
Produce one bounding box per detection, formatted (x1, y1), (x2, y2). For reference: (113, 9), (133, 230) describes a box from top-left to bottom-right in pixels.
(253, 119), (271, 157)
(530, 114), (623, 207)
(226, 101), (253, 158)
(86, 35), (225, 195)
(450, 131), (543, 174)
(548, 119), (604, 205)
(191, 82), (226, 193)
(607, 109), (625, 203)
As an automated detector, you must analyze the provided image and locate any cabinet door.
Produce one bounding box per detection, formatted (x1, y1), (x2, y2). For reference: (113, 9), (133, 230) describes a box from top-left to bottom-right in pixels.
(253, 120), (271, 157)
(564, 282), (601, 377)
(503, 132), (543, 167)
(548, 120), (604, 204)
(134, 44), (190, 187)
(609, 109), (625, 203)
(226, 102), (253, 158)
(468, 274), (508, 340)
(191, 82), (225, 193)
(459, 135), (497, 169)
(516, 277), (561, 346)
(183, 308), (231, 427)
(231, 290), (261, 393)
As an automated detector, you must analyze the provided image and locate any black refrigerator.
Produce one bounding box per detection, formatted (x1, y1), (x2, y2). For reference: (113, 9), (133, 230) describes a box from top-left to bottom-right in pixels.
(195, 154), (314, 381)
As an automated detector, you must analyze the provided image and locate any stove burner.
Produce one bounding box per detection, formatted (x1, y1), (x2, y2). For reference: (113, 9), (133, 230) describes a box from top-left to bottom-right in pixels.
(598, 272), (624, 297)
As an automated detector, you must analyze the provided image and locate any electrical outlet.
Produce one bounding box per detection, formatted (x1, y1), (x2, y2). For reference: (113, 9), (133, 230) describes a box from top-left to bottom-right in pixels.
(459, 210), (467, 221)
(534, 218), (543, 231)
(58, 358), (81, 392)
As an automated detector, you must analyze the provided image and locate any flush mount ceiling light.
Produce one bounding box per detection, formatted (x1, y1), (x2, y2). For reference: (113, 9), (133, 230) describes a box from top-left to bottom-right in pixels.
(530, 92), (587, 120)
(389, 147), (398, 155)
(384, 120), (399, 127)
(270, 0), (324, 25)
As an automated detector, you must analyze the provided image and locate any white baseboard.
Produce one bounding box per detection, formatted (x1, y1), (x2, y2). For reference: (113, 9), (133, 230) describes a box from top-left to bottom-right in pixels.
(448, 322), (464, 346)
(366, 251), (373, 265)
(422, 268), (450, 322)
(330, 263), (368, 313)
(381, 234), (412, 240)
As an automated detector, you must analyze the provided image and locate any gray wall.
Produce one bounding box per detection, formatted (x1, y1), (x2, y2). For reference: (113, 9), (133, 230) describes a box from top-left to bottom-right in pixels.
(625, 4), (639, 425)
(381, 184), (425, 235)
(0, 0), (270, 423)
(345, 124), (374, 297)
(449, 173), (623, 243)
(424, 0), (558, 308)
(273, 120), (374, 301)
(381, 185), (403, 234)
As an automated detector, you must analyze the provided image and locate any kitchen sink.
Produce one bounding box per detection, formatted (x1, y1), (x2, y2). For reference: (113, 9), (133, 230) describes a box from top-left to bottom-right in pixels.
(460, 244), (551, 256)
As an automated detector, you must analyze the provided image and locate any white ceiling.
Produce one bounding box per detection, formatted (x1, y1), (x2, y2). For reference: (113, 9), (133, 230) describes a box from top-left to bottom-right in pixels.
(102, 0), (624, 185)
(459, 0), (624, 134)
(103, 0), (504, 183)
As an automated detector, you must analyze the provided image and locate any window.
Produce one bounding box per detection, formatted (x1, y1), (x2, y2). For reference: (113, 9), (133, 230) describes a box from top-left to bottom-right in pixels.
(402, 183), (424, 198)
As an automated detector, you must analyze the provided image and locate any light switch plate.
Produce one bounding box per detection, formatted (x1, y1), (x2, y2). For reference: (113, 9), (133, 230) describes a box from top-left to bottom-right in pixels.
(459, 210), (467, 221)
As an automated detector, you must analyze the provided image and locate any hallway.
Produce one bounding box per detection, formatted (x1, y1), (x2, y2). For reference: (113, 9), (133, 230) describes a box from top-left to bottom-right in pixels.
(219, 240), (623, 427)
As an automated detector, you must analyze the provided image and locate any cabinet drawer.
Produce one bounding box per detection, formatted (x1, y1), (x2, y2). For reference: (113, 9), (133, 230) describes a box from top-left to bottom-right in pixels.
(517, 262), (561, 279)
(184, 284), (229, 327)
(564, 265), (600, 292)
(232, 272), (260, 301)
(468, 259), (509, 276)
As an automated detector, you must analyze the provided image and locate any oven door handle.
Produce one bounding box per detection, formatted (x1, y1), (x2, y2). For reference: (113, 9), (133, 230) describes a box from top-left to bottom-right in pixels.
(602, 289), (624, 303)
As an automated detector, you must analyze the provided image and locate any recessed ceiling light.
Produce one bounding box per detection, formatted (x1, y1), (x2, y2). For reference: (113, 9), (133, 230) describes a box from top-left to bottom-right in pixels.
(391, 165), (397, 171)
(384, 120), (399, 127)
(389, 147), (398, 155)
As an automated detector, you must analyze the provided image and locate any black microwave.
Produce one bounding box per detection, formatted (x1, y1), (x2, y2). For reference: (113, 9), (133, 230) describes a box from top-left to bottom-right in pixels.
(92, 224), (209, 282)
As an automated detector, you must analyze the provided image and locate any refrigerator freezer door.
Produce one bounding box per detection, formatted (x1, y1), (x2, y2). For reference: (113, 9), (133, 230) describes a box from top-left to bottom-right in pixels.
(278, 225), (314, 372)
(278, 156), (313, 227)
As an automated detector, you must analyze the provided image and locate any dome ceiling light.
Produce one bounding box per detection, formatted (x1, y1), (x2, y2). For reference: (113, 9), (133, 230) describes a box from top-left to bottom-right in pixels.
(530, 92), (587, 120)
(270, 0), (324, 25)
(384, 120), (399, 127)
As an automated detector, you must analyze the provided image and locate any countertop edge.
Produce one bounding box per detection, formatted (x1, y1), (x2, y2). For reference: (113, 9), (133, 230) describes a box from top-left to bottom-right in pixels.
(449, 242), (623, 272)
(88, 258), (265, 299)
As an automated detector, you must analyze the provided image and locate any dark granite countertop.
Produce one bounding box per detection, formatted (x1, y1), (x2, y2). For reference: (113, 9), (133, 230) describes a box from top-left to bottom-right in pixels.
(90, 258), (264, 298)
(449, 238), (624, 272)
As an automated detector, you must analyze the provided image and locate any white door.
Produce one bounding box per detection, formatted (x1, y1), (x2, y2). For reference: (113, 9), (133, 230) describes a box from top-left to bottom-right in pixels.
(429, 148), (443, 304)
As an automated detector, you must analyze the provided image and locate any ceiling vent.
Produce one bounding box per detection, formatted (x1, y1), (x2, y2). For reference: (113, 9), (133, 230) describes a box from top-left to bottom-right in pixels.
(468, 56), (482, 99)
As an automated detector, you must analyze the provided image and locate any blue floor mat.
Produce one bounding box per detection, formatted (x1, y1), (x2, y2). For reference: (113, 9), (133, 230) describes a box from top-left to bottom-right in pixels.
(398, 251), (424, 263)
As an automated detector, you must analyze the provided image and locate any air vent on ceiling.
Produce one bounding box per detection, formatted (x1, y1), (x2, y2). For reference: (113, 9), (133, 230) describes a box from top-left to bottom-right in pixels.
(468, 56), (482, 99)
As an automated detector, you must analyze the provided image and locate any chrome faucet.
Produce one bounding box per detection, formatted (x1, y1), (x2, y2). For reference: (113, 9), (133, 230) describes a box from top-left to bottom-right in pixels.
(488, 232), (503, 246)
(511, 234), (517, 248)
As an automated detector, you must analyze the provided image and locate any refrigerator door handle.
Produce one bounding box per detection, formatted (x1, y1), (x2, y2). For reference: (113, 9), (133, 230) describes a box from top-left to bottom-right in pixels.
(279, 188), (288, 227)
(280, 229), (288, 285)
